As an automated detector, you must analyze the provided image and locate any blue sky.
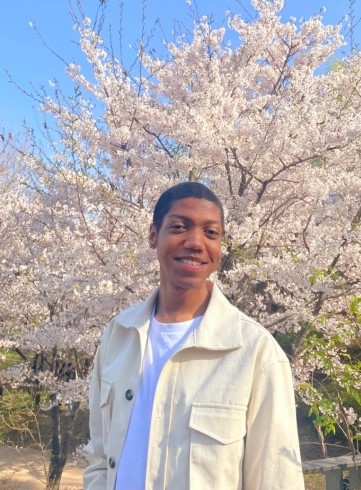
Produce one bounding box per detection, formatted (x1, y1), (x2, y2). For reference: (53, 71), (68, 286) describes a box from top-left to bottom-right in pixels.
(0, 0), (358, 134)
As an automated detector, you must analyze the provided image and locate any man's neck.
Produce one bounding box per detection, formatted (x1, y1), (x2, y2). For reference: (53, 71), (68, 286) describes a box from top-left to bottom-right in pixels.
(155, 282), (213, 323)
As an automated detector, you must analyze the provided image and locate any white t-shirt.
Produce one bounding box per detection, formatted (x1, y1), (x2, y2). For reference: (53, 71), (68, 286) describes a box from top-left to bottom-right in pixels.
(115, 312), (202, 490)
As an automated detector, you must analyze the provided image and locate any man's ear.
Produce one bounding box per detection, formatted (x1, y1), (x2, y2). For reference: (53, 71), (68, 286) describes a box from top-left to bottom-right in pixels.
(149, 223), (158, 249)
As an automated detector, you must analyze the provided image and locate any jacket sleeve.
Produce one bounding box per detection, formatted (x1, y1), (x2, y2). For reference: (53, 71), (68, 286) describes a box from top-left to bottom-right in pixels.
(242, 355), (305, 490)
(83, 344), (108, 489)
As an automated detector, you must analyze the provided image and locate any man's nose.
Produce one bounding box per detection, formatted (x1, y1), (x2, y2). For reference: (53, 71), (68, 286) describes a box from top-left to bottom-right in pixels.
(184, 229), (205, 250)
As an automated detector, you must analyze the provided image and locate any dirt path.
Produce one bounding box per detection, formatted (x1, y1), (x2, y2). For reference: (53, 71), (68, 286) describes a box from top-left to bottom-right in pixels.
(0, 446), (83, 489)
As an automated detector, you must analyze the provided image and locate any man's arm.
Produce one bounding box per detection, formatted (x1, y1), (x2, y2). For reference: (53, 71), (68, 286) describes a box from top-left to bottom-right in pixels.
(243, 358), (305, 490)
(83, 346), (108, 490)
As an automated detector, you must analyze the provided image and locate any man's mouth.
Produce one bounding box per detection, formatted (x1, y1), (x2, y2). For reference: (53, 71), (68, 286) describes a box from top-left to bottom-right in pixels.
(176, 258), (205, 266)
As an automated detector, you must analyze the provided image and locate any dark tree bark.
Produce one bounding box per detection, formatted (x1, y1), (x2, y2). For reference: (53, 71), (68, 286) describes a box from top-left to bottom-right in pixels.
(46, 394), (81, 490)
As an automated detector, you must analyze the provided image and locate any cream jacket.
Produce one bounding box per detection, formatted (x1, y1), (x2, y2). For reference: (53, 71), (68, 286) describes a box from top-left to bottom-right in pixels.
(83, 284), (305, 490)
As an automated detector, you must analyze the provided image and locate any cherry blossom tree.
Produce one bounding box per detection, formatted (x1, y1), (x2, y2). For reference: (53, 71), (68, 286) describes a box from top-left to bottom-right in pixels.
(1, 0), (361, 485)
(0, 138), (148, 487)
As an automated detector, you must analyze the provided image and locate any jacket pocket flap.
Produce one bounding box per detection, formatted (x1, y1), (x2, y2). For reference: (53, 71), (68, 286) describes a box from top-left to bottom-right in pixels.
(100, 377), (113, 408)
(189, 403), (247, 445)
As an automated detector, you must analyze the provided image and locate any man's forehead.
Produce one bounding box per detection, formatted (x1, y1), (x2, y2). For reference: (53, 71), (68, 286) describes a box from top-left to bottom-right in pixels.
(164, 198), (222, 222)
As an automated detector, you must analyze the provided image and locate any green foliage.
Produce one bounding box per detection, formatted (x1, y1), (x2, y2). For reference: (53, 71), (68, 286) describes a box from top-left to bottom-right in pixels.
(309, 266), (340, 286)
(310, 156), (325, 169)
(0, 387), (89, 451)
(349, 296), (361, 321)
(298, 295), (361, 453)
(0, 349), (21, 370)
(0, 388), (41, 446)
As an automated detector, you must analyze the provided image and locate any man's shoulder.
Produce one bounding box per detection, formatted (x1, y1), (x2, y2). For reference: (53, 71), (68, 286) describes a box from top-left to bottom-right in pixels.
(106, 287), (159, 332)
(239, 310), (288, 360)
(221, 290), (288, 360)
(212, 284), (275, 338)
(97, 297), (150, 357)
(238, 309), (272, 339)
(113, 300), (145, 324)
(208, 284), (289, 363)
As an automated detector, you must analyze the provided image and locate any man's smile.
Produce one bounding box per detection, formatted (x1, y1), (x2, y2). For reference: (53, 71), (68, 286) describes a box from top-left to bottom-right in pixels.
(175, 257), (207, 266)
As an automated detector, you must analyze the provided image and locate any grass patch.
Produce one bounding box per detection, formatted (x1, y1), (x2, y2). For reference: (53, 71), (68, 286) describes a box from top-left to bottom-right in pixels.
(304, 472), (325, 489)
(0, 349), (22, 370)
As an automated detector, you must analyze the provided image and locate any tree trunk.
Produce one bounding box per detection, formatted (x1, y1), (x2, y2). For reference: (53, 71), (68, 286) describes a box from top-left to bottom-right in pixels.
(316, 425), (328, 458)
(46, 395), (80, 490)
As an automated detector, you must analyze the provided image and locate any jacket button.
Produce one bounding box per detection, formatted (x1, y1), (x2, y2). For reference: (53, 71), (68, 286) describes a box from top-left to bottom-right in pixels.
(125, 389), (134, 400)
(109, 456), (116, 469)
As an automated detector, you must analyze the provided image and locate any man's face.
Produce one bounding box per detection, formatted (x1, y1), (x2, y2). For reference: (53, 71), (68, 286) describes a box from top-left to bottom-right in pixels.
(149, 198), (222, 292)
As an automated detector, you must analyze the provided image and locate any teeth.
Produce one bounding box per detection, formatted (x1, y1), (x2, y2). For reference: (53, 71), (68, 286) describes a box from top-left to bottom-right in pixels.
(179, 258), (202, 266)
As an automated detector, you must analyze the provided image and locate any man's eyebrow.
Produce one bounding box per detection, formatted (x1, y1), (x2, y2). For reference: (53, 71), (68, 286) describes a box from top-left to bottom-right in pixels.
(166, 214), (222, 225)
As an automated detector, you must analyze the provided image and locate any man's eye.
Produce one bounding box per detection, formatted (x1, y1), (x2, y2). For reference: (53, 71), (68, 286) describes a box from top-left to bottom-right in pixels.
(171, 224), (186, 231)
(206, 229), (220, 238)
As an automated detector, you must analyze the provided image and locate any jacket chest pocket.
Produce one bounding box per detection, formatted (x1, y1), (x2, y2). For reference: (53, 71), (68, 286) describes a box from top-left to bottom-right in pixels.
(189, 403), (247, 489)
(100, 377), (113, 455)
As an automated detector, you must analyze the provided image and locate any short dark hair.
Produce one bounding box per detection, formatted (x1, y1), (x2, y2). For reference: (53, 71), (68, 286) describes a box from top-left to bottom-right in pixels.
(152, 181), (224, 231)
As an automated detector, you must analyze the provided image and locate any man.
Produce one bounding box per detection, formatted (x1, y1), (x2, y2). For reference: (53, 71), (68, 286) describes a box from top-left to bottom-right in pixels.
(83, 182), (305, 489)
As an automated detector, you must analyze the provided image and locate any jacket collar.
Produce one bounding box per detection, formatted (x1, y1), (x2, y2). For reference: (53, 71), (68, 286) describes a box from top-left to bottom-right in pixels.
(115, 283), (243, 351)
